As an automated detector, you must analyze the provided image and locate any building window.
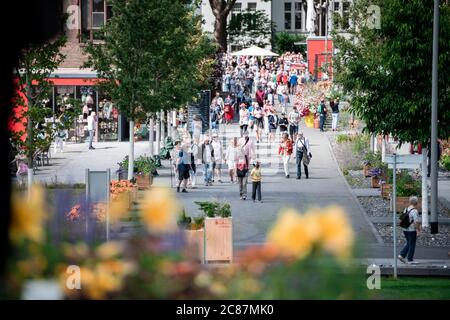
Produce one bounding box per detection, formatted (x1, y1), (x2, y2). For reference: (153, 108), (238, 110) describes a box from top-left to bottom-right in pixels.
(295, 2), (302, 30)
(342, 1), (351, 29)
(231, 2), (242, 19)
(285, 2), (292, 30)
(81, 0), (111, 42)
(247, 2), (257, 12)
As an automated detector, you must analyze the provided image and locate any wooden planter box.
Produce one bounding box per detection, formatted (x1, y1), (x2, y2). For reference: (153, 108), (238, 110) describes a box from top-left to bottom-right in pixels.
(371, 176), (381, 188)
(128, 186), (138, 209)
(135, 173), (152, 190)
(391, 196), (422, 213)
(363, 164), (372, 177)
(204, 217), (232, 263)
(183, 228), (204, 262)
(381, 183), (392, 199)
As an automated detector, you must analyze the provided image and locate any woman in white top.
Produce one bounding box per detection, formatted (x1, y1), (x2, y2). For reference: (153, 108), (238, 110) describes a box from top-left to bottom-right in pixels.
(239, 104), (249, 137)
(211, 134), (223, 183)
(225, 137), (239, 183)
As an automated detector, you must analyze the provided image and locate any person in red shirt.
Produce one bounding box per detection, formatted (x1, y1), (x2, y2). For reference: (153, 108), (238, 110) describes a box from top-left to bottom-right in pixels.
(255, 87), (265, 108)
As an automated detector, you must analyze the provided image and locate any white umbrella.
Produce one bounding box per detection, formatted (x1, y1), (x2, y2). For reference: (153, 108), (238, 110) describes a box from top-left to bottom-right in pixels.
(306, 0), (315, 34)
(230, 46), (279, 57)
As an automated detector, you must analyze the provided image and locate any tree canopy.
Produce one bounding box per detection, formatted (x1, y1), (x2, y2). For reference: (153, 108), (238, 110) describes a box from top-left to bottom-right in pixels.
(228, 9), (274, 48)
(83, 0), (214, 121)
(333, 0), (450, 144)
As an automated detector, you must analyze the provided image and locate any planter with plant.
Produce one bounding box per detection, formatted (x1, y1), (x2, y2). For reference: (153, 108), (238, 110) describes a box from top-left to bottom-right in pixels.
(195, 201), (232, 263)
(390, 170), (422, 212)
(368, 168), (382, 188)
(117, 156), (129, 181)
(134, 155), (156, 189)
(178, 209), (205, 262)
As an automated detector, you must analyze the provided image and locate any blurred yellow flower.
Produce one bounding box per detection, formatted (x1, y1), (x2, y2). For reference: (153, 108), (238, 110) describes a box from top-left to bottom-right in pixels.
(95, 241), (123, 260)
(140, 187), (179, 233)
(63, 242), (90, 260)
(317, 206), (354, 259)
(267, 209), (315, 259)
(10, 184), (47, 244)
(267, 206), (354, 260)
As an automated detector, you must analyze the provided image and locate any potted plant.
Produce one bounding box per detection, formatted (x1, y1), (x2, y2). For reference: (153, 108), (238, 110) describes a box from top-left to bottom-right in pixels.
(134, 155), (156, 189)
(116, 156), (129, 181)
(368, 167), (382, 188)
(195, 201), (232, 263)
(178, 209), (205, 262)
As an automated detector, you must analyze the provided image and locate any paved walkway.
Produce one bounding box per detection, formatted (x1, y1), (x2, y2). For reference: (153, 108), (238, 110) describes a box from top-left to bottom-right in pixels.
(31, 120), (450, 263)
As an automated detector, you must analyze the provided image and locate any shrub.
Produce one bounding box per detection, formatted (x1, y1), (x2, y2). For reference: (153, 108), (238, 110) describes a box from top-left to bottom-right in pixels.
(396, 170), (421, 197)
(336, 134), (351, 144)
(195, 201), (232, 218)
(351, 134), (370, 155)
(441, 154), (450, 171)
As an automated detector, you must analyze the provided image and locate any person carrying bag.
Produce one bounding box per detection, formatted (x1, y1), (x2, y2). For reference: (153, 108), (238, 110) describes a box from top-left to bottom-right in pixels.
(294, 131), (311, 179)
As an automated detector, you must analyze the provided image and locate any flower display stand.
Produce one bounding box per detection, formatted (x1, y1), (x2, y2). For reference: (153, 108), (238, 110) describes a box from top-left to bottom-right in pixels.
(204, 217), (232, 264)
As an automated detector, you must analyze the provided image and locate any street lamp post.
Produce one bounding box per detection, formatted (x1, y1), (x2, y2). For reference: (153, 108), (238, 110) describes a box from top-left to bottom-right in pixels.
(430, 0), (439, 234)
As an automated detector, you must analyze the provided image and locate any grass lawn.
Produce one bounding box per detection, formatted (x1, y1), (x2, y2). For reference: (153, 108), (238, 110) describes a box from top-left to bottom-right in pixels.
(374, 277), (450, 299)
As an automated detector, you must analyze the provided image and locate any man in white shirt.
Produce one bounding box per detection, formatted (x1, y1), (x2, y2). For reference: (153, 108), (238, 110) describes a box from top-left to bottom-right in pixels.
(87, 111), (96, 150)
(211, 133), (223, 183)
(201, 136), (214, 186)
(294, 131), (311, 179)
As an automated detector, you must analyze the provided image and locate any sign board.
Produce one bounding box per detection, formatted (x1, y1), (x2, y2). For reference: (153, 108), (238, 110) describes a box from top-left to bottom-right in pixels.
(384, 154), (421, 169)
(188, 90), (211, 134)
(86, 169), (111, 241)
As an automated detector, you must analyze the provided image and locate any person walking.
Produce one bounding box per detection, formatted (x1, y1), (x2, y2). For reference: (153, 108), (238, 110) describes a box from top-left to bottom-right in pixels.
(331, 97), (340, 131)
(211, 133), (223, 183)
(253, 104), (264, 143)
(239, 103), (249, 136)
(87, 111), (96, 150)
(288, 106), (301, 140)
(176, 143), (192, 193)
(294, 131), (311, 179)
(278, 132), (293, 178)
(267, 110), (278, 144)
(318, 99), (327, 132)
(398, 196), (422, 264)
(201, 136), (214, 186)
(224, 94), (234, 125)
(189, 138), (201, 189)
(250, 160), (262, 203)
(225, 137), (238, 183)
(236, 141), (250, 200)
(255, 86), (265, 108)
(278, 112), (289, 138)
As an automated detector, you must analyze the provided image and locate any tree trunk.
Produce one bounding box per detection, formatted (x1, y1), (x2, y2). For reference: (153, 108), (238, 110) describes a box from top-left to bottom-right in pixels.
(25, 75), (33, 197)
(149, 117), (154, 156)
(160, 110), (166, 141)
(127, 120), (135, 180)
(214, 15), (228, 53)
(167, 110), (171, 138)
(155, 114), (161, 155)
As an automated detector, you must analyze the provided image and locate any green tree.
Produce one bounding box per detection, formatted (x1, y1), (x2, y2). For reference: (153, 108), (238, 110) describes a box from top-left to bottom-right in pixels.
(13, 35), (67, 182)
(84, 0), (213, 179)
(228, 9), (274, 48)
(333, 0), (450, 144)
(273, 32), (306, 55)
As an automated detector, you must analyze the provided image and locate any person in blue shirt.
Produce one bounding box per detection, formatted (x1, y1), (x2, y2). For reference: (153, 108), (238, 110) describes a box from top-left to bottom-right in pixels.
(289, 72), (298, 95)
(247, 102), (255, 132)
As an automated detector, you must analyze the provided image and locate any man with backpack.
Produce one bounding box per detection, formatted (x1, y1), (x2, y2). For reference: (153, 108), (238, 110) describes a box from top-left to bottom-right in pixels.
(398, 196), (421, 264)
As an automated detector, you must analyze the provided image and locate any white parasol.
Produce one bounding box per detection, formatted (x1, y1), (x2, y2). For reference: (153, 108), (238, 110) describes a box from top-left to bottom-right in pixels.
(230, 46), (279, 57)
